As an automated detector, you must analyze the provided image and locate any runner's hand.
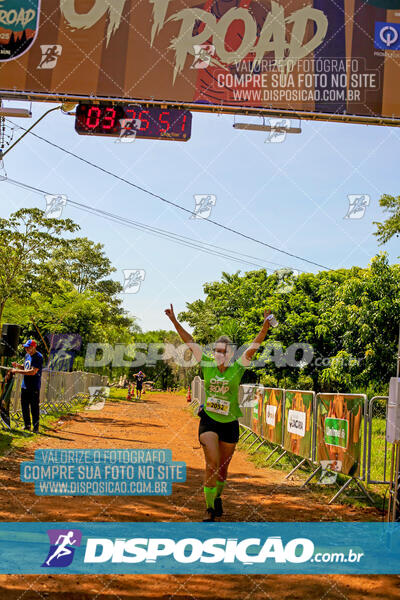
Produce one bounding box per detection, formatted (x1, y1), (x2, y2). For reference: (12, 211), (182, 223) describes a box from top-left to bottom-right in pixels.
(165, 304), (176, 322)
(263, 309), (271, 323)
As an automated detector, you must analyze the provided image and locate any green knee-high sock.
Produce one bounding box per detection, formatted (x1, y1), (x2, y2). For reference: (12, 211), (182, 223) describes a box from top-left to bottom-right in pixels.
(216, 480), (225, 498)
(204, 486), (217, 509)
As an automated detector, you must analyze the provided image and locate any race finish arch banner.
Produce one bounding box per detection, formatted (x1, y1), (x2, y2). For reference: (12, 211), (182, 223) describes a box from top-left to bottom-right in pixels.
(283, 390), (314, 460)
(1, 0), (400, 124)
(263, 388), (284, 445)
(316, 394), (364, 477)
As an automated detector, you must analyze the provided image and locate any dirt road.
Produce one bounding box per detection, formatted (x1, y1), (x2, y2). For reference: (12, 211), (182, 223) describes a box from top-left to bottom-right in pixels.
(0, 391), (398, 599)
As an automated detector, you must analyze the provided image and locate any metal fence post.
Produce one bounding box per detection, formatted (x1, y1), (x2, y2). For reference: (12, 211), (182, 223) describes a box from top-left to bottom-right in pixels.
(367, 396), (389, 485)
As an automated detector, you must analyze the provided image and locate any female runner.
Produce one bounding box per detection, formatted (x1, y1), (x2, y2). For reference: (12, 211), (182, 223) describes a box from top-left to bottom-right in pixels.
(165, 303), (273, 521)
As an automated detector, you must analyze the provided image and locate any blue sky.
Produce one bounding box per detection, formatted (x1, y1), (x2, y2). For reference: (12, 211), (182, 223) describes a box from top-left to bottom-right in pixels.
(2, 100), (399, 332)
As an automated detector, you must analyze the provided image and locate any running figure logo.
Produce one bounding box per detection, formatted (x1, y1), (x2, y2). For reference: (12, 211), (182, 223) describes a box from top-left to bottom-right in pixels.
(191, 195), (216, 219)
(44, 194), (67, 218)
(191, 44), (216, 69)
(344, 195), (370, 219)
(37, 44), (62, 69)
(117, 118), (142, 143)
(265, 119), (291, 144)
(87, 386), (110, 410)
(318, 460), (342, 485)
(122, 269), (146, 293)
(42, 529), (82, 567)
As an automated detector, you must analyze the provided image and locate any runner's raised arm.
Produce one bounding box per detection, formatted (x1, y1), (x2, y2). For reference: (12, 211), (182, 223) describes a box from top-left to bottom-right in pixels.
(165, 303), (202, 363)
(241, 309), (272, 367)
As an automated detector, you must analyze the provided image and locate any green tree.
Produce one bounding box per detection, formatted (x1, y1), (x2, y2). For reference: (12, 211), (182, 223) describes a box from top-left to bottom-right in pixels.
(179, 257), (400, 395)
(4, 280), (137, 371)
(0, 208), (78, 326)
(48, 237), (119, 294)
(132, 329), (189, 390)
(373, 194), (400, 244)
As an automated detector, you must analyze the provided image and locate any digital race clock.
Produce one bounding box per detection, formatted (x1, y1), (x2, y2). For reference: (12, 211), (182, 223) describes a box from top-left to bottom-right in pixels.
(75, 103), (192, 142)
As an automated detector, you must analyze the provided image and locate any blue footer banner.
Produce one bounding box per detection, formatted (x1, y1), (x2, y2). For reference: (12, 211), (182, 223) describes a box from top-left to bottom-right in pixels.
(0, 523), (399, 574)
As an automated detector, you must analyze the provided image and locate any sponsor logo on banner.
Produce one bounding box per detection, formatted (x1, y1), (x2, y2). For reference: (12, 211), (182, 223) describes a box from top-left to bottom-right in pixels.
(0, 0), (41, 62)
(324, 417), (349, 449)
(42, 529), (82, 567)
(287, 410), (306, 437)
(375, 22), (400, 50)
(265, 404), (277, 426)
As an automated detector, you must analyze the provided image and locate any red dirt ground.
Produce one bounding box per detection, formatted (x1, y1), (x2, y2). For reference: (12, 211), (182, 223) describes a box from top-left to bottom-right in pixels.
(0, 391), (398, 599)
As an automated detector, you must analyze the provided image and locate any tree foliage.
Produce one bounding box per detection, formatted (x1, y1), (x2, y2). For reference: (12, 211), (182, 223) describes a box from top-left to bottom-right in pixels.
(0, 208), (78, 324)
(373, 194), (400, 245)
(179, 254), (400, 396)
(0, 210), (136, 376)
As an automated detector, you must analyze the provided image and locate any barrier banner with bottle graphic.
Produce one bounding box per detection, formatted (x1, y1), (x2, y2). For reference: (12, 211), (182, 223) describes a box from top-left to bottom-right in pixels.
(239, 385), (256, 428)
(316, 394), (364, 477)
(283, 390), (314, 459)
(263, 388), (284, 445)
(252, 386), (265, 436)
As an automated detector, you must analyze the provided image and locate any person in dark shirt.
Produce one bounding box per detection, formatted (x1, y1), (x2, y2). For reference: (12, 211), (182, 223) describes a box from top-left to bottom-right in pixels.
(133, 371), (146, 400)
(12, 339), (44, 433)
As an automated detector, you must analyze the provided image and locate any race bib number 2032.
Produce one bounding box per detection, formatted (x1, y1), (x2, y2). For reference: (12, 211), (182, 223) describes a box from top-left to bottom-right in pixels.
(206, 397), (230, 416)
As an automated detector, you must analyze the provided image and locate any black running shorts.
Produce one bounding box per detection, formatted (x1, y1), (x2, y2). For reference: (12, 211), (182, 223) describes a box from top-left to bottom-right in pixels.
(198, 409), (240, 444)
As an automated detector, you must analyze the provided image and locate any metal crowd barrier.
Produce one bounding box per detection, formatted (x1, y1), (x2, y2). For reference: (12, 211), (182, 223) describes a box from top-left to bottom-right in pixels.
(191, 378), (387, 506)
(6, 370), (108, 427)
(300, 392), (372, 505)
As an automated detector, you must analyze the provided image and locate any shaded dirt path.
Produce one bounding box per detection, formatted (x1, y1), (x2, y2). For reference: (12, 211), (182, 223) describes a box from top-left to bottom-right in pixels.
(0, 392), (398, 599)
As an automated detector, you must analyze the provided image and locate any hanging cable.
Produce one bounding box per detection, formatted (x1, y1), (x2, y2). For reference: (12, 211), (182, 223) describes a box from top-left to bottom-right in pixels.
(6, 119), (331, 271)
(3, 175), (306, 272)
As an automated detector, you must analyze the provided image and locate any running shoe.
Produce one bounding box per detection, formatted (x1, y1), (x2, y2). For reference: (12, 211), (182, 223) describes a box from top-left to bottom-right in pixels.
(214, 496), (223, 517)
(203, 507), (216, 522)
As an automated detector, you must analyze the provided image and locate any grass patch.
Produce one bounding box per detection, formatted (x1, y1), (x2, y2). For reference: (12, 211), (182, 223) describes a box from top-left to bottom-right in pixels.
(107, 388), (162, 402)
(107, 388), (186, 402)
(237, 427), (388, 514)
(367, 417), (388, 483)
(0, 395), (91, 457)
(0, 388), (177, 456)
